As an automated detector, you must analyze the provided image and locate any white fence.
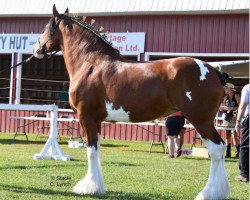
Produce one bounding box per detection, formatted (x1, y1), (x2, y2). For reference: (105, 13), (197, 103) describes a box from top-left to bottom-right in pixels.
(0, 104), (70, 161)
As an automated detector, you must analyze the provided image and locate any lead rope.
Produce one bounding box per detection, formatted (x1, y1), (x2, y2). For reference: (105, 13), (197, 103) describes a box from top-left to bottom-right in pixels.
(0, 17), (63, 74)
(0, 54), (34, 74)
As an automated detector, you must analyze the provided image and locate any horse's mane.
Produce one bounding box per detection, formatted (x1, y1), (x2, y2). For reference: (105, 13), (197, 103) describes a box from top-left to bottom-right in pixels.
(65, 15), (121, 56)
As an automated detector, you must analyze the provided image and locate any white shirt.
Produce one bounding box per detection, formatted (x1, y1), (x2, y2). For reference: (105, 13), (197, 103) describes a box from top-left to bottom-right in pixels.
(240, 84), (249, 117)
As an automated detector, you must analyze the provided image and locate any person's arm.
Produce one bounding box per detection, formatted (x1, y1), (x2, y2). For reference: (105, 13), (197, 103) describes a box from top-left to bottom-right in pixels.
(231, 93), (241, 113)
(235, 102), (247, 132)
(219, 97), (229, 112)
(235, 93), (241, 108)
(219, 102), (227, 112)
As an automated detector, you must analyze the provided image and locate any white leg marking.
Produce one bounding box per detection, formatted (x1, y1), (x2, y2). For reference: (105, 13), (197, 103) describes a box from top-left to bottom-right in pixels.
(186, 91), (192, 101)
(73, 134), (105, 195)
(194, 59), (209, 81)
(195, 134), (230, 200)
(105, 101), (131, 122)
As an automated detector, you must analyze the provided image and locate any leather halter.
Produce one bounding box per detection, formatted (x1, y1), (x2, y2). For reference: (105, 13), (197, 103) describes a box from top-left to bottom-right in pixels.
(36, 16), (65, 58)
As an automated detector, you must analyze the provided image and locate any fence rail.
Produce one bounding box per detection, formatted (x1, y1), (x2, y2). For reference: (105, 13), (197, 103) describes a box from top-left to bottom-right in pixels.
(0, 109), (228, 145)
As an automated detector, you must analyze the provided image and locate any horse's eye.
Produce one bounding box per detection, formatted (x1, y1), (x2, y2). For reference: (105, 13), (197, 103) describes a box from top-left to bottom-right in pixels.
(51, 20), (55, 28)
(49, 20), (56, 33)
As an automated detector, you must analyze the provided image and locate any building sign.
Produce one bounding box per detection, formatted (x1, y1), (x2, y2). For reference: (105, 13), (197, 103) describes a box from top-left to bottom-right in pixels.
(0, 34), (40, 53)
(0, 32), (145, 54)
(108, 32), (145, 54)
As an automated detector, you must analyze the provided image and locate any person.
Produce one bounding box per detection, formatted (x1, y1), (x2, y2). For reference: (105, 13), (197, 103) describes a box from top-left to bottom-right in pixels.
(219, 83), (240, 157)
(235, 84), (249, 182)
(165, 111), (185, 158)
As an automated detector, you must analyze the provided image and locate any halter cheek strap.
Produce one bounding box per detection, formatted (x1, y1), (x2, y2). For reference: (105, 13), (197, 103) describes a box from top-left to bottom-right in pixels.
(37, 17), (64, 58)
(37, 38), (49, 52)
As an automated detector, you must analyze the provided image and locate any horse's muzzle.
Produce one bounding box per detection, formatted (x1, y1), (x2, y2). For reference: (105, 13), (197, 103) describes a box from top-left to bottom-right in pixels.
(33, 42), (45, 59)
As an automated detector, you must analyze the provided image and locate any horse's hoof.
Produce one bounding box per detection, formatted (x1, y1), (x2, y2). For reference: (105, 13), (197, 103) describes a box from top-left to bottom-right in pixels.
(195, 186), (229, 200)
(73, 178), (105, 195)
(195, 192), (207, 200)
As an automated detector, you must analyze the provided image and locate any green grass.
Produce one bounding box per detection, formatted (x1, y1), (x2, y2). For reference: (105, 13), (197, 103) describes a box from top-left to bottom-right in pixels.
(0, 133), (248, 200)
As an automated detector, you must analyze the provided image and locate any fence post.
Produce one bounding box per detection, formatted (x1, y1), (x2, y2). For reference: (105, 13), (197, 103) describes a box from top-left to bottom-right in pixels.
(33, 104), (70, 161)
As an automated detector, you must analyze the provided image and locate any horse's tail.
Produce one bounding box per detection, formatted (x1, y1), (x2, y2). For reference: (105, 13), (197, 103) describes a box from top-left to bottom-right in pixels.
(214, 69), (229, 86)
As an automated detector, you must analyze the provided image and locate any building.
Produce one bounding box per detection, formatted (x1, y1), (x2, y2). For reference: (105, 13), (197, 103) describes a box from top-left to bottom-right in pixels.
(0, 0), (249, 141)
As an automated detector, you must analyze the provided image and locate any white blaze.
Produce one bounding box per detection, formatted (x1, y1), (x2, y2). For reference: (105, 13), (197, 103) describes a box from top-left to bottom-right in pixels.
(105, 101), (131, 122)
(194, 59), (209, 81)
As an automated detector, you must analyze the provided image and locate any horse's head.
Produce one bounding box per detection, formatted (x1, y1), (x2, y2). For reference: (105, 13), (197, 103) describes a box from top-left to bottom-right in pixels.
(33, 5), (69, 59)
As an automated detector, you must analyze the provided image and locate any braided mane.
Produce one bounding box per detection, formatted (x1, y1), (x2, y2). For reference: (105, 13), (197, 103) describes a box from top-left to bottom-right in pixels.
(71, 16), (112, 46)
(56, 14), (121, 56)
(66, 15), (120, 56)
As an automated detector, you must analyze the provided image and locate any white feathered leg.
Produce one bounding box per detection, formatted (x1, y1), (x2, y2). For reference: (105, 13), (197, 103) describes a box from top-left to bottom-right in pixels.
(73, 134), (105, 195)
(195, 135), (230, 200)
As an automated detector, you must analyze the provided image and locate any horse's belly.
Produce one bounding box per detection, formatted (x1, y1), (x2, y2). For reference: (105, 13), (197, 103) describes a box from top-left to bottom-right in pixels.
(104, 79), (172, 122)
(104, 99), (170, 123)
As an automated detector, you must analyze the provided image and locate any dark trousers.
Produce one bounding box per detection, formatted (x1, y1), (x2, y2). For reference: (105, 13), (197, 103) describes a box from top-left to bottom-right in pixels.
(239, 115), (249, 179)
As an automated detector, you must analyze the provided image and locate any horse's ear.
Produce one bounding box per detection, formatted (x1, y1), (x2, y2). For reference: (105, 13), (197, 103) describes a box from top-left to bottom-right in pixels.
(64, 7), (69, 16)
(53, 4), (59, 17)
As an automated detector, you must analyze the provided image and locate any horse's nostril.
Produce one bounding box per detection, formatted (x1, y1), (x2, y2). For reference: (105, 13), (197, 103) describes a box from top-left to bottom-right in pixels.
(34, 44), (43, 54)
(33, 46), (44, 59)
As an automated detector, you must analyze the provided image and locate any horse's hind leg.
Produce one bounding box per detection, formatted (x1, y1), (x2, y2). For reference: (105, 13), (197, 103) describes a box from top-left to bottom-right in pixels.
(73, 114), (105, 195)
(194, 123), (230, 200)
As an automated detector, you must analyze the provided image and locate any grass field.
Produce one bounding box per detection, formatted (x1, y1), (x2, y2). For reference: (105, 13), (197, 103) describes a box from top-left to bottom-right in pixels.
(0, 133), (248, 200)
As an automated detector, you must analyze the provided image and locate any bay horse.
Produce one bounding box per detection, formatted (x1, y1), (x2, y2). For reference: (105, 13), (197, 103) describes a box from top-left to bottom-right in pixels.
(33, 5), (230, 200)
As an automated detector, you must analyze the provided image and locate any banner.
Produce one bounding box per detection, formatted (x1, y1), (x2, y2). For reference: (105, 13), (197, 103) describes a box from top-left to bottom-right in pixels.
(0, 34), (40, 53)
(0, 32), (145, 54)
(108, 32), (145, 54)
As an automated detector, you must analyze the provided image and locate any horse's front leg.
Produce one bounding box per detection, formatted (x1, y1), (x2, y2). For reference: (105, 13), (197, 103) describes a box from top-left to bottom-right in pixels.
(73, 116), (105, 195)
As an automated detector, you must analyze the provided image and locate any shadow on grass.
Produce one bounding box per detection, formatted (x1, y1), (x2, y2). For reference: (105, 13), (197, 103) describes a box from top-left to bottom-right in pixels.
(180, 156), (210, 161)
(105, 161), (140, 167)
(224, 158), (239, 163)
(0, 183), (172, 200)
(0, 160), (139, 171)
(101, 143), (129, 148)
(228, 198), (243, 200)
(70, 158), (84, 162)
(0, 138), (45, 145)
(122, 148), (165, 154)
(180, 156), (238, 163)
(0, 162), (86, 171)
(0, 138), (69, 145)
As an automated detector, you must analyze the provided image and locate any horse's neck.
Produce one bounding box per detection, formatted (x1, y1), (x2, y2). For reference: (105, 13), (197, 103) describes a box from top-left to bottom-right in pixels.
(60, 27), (120, 80)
